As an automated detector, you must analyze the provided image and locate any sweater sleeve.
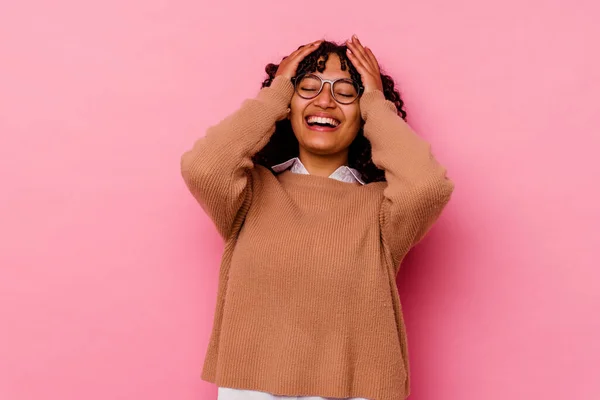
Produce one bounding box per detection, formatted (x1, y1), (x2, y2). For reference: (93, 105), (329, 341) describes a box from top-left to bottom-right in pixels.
(360, 90), (455, 268)
(180, 76), (295, 239)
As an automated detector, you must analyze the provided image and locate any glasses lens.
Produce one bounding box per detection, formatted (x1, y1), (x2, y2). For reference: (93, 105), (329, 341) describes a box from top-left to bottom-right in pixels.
(332, 80), (359, 104)
(295, 75), (360, 104)
(296, 75), (322, 99)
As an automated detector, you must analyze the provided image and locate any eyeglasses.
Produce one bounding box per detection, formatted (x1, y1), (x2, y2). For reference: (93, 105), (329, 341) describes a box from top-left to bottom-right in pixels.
(292, 73), (363, 105)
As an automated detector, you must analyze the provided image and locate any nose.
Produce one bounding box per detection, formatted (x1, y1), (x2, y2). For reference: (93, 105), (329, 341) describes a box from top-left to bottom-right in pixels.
(313, 83), (336, 108)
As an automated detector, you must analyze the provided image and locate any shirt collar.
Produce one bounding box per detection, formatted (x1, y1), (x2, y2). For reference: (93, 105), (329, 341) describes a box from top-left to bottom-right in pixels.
(271, 157), (365, 185)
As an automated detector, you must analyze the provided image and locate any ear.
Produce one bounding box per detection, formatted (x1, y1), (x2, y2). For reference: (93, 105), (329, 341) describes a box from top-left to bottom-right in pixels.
(286, 107), (291, 120)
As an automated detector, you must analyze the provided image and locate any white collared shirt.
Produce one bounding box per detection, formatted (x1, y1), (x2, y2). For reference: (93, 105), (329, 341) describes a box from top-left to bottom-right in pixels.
(271, 157), (365, 185)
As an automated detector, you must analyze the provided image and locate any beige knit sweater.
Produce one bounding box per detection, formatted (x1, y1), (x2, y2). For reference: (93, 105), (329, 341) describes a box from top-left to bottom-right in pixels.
(181, 76), (454, 400)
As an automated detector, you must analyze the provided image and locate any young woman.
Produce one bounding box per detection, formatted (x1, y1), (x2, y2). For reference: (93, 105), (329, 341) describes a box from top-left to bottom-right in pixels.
(181, 35), (454, 400)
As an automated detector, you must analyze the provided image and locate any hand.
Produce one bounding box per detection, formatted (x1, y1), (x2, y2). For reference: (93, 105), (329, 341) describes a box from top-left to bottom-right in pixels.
(275, 40), (323, 80)
(346, 35), (384, 94)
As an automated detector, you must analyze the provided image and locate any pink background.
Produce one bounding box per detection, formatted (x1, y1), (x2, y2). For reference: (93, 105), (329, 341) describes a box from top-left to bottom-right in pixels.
(1, 0), (598, 399)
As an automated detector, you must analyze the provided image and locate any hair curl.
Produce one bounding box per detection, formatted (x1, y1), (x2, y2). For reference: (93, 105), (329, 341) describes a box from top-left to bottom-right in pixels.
(252, 40), (407, 183)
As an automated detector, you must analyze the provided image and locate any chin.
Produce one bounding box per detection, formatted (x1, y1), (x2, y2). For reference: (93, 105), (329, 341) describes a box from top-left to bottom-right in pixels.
(304, 146), (338, 156)
(300, 137), (340, 155)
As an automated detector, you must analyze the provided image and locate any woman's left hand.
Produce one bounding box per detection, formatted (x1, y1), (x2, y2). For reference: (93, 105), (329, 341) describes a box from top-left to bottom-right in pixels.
(346, 35), (384, 94)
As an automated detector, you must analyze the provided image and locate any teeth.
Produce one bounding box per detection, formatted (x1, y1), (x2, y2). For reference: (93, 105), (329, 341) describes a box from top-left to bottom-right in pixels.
(307, 116), (339, 127)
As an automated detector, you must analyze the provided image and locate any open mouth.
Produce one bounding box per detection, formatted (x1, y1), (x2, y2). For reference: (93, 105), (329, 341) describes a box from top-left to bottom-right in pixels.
(305, 115), (341, 128)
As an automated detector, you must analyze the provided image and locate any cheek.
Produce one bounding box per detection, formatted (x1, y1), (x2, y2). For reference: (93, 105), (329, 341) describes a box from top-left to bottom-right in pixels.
(343, 107), (362, 133)
(289, 96), (303, 120)
(289, 117), (306, 144)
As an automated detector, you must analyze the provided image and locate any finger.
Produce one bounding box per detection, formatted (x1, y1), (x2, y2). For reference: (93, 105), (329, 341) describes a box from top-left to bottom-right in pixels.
(303, 40), (323, 52)
(348, 38), (369, 64)
(346, 47), (369, 76)
(364, 47), (380, 72)
(351, 37), (377, 72)
(289, 41), (315, 55)
(289, 40), (322, 60)
(347, 39), (371, 67)
(299, 40), (323, 51)
(280, 42), (321, 77)
(289, 46), (306, 57)
(347, 40), (374, 74)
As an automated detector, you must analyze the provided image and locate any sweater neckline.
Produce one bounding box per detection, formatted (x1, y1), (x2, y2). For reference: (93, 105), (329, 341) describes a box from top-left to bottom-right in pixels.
(276, 170), (365, 191)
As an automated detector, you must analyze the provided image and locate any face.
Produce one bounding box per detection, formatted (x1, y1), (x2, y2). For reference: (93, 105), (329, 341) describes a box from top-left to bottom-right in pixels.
(289, 54), (362, 160)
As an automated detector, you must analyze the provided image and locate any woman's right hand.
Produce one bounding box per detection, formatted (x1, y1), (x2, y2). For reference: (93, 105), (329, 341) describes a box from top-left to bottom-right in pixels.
(275, 40), (323, 80)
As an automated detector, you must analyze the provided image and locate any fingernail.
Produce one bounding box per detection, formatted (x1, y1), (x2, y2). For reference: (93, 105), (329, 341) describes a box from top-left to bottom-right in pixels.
(353, 34), (358, 40)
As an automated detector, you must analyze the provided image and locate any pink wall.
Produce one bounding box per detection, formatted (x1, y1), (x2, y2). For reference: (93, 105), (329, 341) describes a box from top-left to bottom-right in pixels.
(1, 0), (598, 399)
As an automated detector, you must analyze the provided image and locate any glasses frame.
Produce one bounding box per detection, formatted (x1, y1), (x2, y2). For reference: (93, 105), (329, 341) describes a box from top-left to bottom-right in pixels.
(292, 73), (364, 105)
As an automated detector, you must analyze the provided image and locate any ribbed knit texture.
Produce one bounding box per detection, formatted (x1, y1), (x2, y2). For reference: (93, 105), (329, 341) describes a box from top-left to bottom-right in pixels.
(181, 76), (454, 400)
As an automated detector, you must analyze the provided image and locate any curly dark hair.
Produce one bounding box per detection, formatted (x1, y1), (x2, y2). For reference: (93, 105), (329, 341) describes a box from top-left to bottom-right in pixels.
(252, 40), (407, 183)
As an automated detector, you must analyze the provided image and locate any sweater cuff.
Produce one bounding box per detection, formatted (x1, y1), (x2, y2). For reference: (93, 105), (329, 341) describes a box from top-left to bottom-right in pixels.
(359, 89), (398, 121)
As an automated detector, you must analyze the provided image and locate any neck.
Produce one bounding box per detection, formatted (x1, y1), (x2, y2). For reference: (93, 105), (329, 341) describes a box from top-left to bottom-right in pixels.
(298, 147), (349, 178)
